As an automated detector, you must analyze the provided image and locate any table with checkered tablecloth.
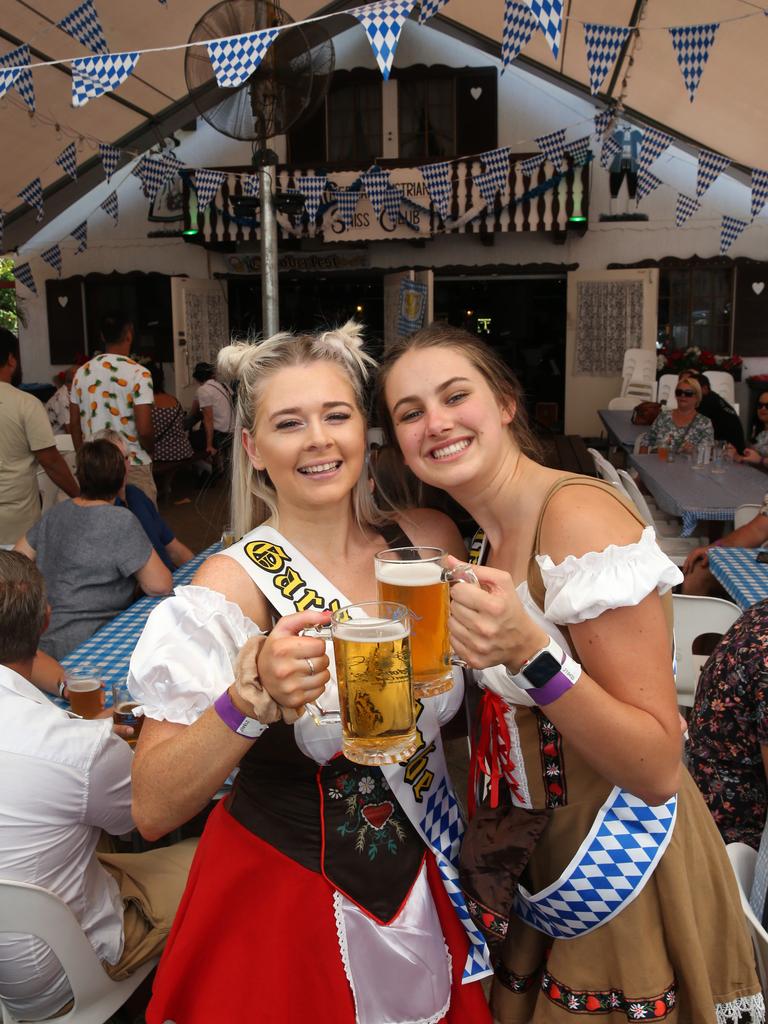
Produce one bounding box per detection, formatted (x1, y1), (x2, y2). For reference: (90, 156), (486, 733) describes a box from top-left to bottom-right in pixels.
(60, 542), (221, 707)
(628, 455), (767, 537)
(706, 547), (768, 610)
(598, 409), (646, 451)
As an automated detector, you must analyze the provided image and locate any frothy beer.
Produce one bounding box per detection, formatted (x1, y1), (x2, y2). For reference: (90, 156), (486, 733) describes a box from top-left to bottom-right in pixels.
(68, 676), (103, 719)
(375, 558), (452, 697)
(333, 616), (418, 766)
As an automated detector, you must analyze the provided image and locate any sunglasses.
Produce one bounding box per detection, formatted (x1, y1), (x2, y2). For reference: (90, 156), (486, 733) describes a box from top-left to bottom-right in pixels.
(758, 402), (768, 410)
(675, 388), (696, 398)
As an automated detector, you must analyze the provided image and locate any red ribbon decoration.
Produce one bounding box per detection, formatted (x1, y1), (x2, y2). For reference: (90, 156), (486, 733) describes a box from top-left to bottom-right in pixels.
(468, 689), (524, 816)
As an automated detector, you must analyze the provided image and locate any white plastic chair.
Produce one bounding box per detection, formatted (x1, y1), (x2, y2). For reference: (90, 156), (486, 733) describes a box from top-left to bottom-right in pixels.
(656, 373), (679, 410)
(0, 878), (158, 1024)
(587, 447), (622, 487)
(734, 504), (762, 530)
(607, 396), (639, 411)
(726, 842), (768, 993)
(705, 371), (736, 405)
(621, 349), (657, 401)
(671, 594), (740, 707)
(615, 470), (705, 565)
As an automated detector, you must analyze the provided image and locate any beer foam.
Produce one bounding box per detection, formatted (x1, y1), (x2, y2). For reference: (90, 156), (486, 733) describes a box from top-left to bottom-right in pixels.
(375, 560), (443, 586)
(334, 617), (409, 642)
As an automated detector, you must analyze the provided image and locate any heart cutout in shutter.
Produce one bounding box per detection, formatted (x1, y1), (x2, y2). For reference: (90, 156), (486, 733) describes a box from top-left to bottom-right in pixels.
(753, 281), (765, 295)
(57, 295), (69, 308)
(470, 86), (482, 100)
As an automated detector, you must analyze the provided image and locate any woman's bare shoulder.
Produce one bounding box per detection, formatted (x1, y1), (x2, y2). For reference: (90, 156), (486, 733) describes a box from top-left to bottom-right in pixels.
(192, 553), (270, 628)
(539, 480), (644, 562)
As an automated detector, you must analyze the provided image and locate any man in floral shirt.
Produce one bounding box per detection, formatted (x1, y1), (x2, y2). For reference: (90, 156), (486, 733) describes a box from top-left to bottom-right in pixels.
(69, 315), (157, 504)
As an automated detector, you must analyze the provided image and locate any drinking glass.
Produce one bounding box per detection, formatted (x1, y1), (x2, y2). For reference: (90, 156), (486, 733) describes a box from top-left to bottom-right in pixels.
(220, 525), (236, 549)
(711, 442), (726, 475)
(67, 668), (104, 719)
(691, 443), (712, 471)
(111, 683), (144, 747)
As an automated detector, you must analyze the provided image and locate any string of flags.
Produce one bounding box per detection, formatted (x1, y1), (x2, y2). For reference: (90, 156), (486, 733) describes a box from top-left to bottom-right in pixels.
(0, 0), (763, 113)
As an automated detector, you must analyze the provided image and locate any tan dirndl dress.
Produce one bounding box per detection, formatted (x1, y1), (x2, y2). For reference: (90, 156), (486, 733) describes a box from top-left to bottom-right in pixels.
(481, 478), (764, 1024)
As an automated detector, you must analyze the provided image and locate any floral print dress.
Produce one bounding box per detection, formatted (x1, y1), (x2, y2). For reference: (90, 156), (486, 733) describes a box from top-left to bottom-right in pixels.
(687, 599), (768, 849)
(643, 410), (714, 452)
(752, 429), (768, 457)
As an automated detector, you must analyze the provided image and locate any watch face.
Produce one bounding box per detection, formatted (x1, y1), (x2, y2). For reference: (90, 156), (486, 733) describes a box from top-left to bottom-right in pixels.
(522, 651), (562, 688)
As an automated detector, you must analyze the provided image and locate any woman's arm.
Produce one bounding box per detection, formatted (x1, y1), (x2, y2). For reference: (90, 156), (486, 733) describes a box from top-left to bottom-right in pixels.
(135, 548), (173, 596)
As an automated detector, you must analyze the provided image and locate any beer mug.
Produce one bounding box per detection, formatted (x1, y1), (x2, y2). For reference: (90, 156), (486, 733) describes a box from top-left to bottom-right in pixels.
(111, 683), (144, 747)
(67, 669), (104, 719)
(375, 546), (477, 697)
(306, 601), (419, 767)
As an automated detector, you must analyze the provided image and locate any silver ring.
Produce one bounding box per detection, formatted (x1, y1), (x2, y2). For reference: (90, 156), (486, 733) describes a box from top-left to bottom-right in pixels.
(305, 658), (315, 677)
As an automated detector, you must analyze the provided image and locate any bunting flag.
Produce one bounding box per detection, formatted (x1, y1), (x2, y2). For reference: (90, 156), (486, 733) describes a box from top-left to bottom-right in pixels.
(0, 45), (35, 112)
(55, 142), (78, 181)
(207, 28), (280, 88)
(599, 134), (621, 170)
(568, 136), (592, 165)
(98, 142), (120, 181)
(383, 184), (403, 223)
(18, 178), (44, 222)
(519, 154), (544, 177)
(133, 156), (166, 201)
(635, 167), (663, 201)
(41, 244), (62, 277)
(243, 174), (260, 198)
(195, 169), (226, 210)
(349, 1), (417, 80)
(334, 187), (361, 227)
(720, 215), (748, 254)
(638, 127), (672, 175)
(751, 168), (768, 221)
(14, 262), (37, 295)
(535, 128), (566, 169)
(420, 161), (451, 218)
(501, 2), (540, 70)
(71, 220), (88, 253)
(593, 107), (615, 142)
(696, 149), (730, 198)
(418, 0), (449, 22)
(71, 51), (140, 107)
(476, 148), (510, 203)
(361, 166), (392, 215)
(296, 173), (327, 221)
(100, 190), (118, 225)
(583, 23), (631, 96)
(668, 23), (719, 103)
(675, 193), (700, 228)
(57, 0), (109, 55)
(161, 151), (184, 183)
(523, 0), (563, 59)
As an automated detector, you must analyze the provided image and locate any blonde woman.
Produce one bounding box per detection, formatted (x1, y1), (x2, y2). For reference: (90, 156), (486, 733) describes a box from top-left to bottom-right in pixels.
(642, 374), (714, 453)
(129, 324), (492, 1024)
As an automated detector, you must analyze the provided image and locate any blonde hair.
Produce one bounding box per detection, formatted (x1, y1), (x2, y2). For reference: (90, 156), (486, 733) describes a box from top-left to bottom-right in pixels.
(219, 321), (384, 539)
(676, 373), (702, 405)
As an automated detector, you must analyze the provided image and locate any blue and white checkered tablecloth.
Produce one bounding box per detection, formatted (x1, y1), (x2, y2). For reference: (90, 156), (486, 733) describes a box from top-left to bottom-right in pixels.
(60, 542), (221, 706)
(629, 455), (768, 537)
(706, 547), (768, 610)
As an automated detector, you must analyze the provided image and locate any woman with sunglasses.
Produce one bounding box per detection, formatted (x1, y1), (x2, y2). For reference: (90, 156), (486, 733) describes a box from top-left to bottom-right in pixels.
(737, 390), (768, 467)
(641, 375), (714, 454)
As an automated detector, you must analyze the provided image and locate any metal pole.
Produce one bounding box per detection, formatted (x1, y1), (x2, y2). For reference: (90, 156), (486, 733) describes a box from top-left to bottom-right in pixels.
(259, 160), (279, 338)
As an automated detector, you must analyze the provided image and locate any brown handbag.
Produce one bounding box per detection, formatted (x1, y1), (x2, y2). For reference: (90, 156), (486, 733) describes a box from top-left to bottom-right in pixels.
(631, 400), (662, 425)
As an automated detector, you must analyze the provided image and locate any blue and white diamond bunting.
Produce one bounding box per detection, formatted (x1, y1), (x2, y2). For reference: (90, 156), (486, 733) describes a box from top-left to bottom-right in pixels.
(161, 150), (184, 184)
(57, 0), (109, 55)
(56, 142), (78, 181)
(14, 262), (36, 295)
(41, 244), (62, 277)
(242, 174), (260, 198)
(334, 187), (361, 227)
(696, 149), (729, 198)
(195, 169), (226, 210)
(18, 178), (43, 222)
(593, 107), (615, 142)
(418, 0), (448, 22)
(99, 143), (120, 182)
(71, 220), (88, 254)
(296, 174), (327, 221)
(636, 167), (662, 202)
(72, 51), (140, 107)
(420, 161), (451, 218)
(476, 148), (510, 204)
(638, 127), (672, 176)
(720, 215), (748, 254)
(520, 154), (544, 177)
(383, 184), (403, 224)
(523, 0), (563, 59)
(583, 23), (631, 96)
(361, 166), (392, 215)
(535, 128), (566, 169)
(675, 193), (699, 228)
(599, 134), (621, 170)
(502, 2), (540, 70)
(350, 1), (417, 80)
(568, 136), (592, 165)
(207, 28), (280, 89)
(133, 156), (166, 202)
(751, 168), (768, 221)
(0, 45), (35, 113)
(100, 190), (118, 225)
(669, 23), (719, 103)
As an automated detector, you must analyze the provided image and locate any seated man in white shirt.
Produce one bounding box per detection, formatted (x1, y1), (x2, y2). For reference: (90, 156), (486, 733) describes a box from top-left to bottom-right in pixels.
(682, 492), (768, 595)
(0, 551), (197, 1022)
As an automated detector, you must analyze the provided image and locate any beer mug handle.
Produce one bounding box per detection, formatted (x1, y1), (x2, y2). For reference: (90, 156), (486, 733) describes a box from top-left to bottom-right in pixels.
(298, 625), (340, 726)
(441, 563), (479, 586)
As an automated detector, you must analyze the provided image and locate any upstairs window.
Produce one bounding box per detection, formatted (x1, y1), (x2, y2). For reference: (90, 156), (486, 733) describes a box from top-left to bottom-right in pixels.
(398, 77), (455, 160)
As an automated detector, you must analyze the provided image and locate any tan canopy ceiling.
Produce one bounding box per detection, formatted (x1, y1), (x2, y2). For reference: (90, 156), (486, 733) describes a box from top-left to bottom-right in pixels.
(1, 0), (764, 251)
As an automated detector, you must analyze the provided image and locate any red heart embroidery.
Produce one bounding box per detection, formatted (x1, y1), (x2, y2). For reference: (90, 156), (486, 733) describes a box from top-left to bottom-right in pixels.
(548, 984), (561, 1001)
(543, 742), (557, 757)
(654, 1000), (667, 1017)
(548, 782), (563, 797)
(481, 912), (495, 927)
(362, 801), (394, 830)
(585, 996), (601, 1012)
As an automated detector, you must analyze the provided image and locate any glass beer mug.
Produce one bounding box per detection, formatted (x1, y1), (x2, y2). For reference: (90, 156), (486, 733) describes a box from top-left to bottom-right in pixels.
(305, 601), (419, 767)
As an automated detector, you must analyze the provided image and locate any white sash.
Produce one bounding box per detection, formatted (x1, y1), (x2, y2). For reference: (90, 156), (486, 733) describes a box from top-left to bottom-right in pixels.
(222, 526), (492, 986)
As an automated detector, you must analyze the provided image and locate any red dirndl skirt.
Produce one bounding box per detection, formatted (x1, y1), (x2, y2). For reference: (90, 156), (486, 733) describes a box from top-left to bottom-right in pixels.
(146, 801), (491, 1024)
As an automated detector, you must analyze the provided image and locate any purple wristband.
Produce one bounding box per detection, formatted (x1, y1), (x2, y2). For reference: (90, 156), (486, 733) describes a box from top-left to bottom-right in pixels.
(213, 689), (268, 739)
(528, 670), (578, 707)
(710, 539), (725, 548)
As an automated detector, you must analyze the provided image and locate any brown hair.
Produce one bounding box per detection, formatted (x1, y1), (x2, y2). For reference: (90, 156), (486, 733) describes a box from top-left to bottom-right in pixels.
(375, 323), (541, 460)
(75, 439), (126, 500)
(0, 551), (47, 662)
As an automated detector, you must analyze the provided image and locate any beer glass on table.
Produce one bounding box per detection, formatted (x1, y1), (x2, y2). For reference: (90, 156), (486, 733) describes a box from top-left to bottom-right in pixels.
(67, 670), (104, 719)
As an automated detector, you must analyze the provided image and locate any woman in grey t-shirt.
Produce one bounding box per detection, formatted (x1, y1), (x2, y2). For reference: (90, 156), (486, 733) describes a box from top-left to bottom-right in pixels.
(14, 440), (172, 660)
